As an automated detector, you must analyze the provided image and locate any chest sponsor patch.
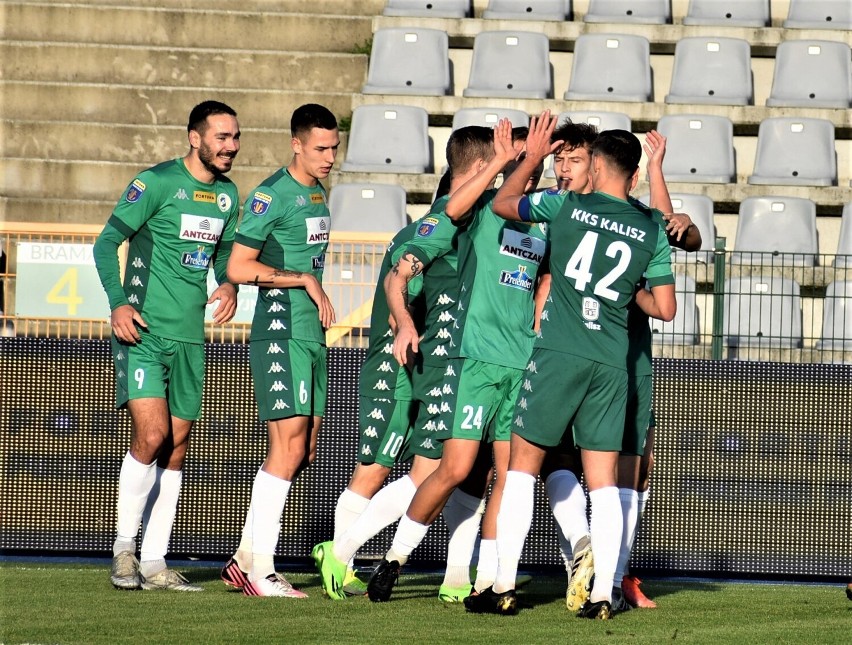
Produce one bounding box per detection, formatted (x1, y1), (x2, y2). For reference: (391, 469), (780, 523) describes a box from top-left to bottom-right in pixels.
(193, 190), (216, 203)
(310, 193), (325, 204)
(499, 228), (546, 265)
(417, 217), (439, 237)
(499, 265), (533, 291)
(181, 245), (211, 271)
(250, 192), (273, 216)
(306, 216), (330, 244)
(312, 253), (325, 270)
(125, 179), (146, 203)
(180, 213), (225, 243)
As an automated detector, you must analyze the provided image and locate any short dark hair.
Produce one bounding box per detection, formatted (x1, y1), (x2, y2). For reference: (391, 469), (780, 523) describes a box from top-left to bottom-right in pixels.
(291, 104), (338, 140)
(590, 129), (642, 178)
(553, 119), (598, 152)
(187, 100), (237, 134)
(446, 126), (494, 177)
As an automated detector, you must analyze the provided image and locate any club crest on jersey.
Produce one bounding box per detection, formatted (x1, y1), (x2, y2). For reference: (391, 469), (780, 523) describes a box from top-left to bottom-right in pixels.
(181, 245), (211, 271)
(583, 297), (602, 330)
(499, 265), (533, 291)
(125, 179), (146, 203)
(306, 217), (330, 244)
(218, 193), (232, 212)
(250, 192), (273, 216)
(417, 217), (439, 238)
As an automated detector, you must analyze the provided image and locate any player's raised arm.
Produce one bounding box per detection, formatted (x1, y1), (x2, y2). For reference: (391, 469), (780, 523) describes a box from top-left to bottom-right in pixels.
(384, 251), (424, 366)
(493, 110), (562, 221)
(635, 283), (677, 322)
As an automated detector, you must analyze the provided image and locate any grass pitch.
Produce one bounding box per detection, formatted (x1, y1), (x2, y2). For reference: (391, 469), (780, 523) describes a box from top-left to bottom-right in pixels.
(0, 561), (849, 644)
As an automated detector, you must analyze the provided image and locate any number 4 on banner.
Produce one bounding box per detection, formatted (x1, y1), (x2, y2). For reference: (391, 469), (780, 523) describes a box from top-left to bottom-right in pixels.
(46, 267), (84, 316)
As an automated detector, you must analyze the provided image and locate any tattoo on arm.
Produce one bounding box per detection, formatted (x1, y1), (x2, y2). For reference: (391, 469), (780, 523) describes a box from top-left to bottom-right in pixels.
(402, 252), (423, 278)
(251, 269), (303, 286)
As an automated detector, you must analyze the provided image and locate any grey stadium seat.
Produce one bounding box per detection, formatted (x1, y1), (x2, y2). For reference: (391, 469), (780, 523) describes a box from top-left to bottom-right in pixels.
(748, 117), (837, 187)
(483, 0), (572, 20)
(767, 40), (852, 109)
(636, 192), (716, 263)
(731, 196), (818, 268)
(816, 281), (852, 351)
(650, 273), (700, 345)
(783, 0), (852, 29)
(557, 110), (631, 133)
(341, 105), (431, 174)
(362, 28), (451, 97)
(665, 37), (753, 106)
(655, 114), (735, 184)
(463, 31), (551, 99)
(383, 0), (469, 18)
(723, 276), (802, 348)
(683, 0), (770, 27)
(564, 34), (652, 103)
(584, 0), (671, 23)
(833, 202), (852, 268)
(452, 107), (530, 131)
(328, 183), (408, 233)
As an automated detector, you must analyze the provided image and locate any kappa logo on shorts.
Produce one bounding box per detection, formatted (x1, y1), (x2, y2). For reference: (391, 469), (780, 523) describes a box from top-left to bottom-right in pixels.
(268, 302), (285, 313)
(272, 399), (290, 410)
(522, 379), (533, 392)
(526, 360), (538, 373)
(373, 380), (390, 391)
(431, 346), (449, 357)
(436, 328), (452, 340)
(367, 408), (386, 421)
(125, 179), (146, 203)
(269, 381), (288, 392)
(518, 397), (528, 410)
(267, 289), (283, 297)
(267, 343), (284, 354)
(436, 420), (448, 431)
(116, 350), (125, 361)
(514, 415), (525, 428)
(117, 369), (126, 379)
(250, 192), (273, 216)
(381, 343), (393, 355)
(377, 361), (394, 373)
(427, 403), (440, 414)
(420, 438), (436, 450)
(361, 445), (373, 456)
(130, 275), (144, 287)
(440, 401), (451, 412)
(444, 365), (456, 377)
(436, 294), (455, 306)
(541, 309), (550, 321)
(131, 257), (146, 269)
(427, 387), (442, 397)
(267, 362), (285, 373)
(438, 311), (456, 323)
(268, 320), (287, 331)
(364, 426), (379, 438)
(128, 294), (140, 304)
(417, 217), (439, 238)
(421, 420), (437, 431)
(442, 384), (454, 395)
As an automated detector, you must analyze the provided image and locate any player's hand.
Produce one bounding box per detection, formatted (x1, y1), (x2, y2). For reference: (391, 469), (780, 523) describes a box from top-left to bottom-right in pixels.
(525, 110), (563, 164)
(392, 322), (419, 367)
(304, 275), (336, 329)
(110, 304), (147, 344)
(493, 118), (517, 163)
(663, 212), (693, 241)
(208, 282), (238, 324)
(643, 130), (667, 172)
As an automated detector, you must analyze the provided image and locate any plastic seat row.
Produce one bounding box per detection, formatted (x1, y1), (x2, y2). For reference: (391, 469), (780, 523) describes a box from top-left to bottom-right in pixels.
(382, 0), (852, 29)
(363, 28), (852, 108)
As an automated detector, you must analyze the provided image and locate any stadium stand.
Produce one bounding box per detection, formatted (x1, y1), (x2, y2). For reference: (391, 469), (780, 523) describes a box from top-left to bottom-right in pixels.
(655, 114), (736, 183)
(583, 0), (671, 24)
(451, 107), (531, 130)
(463, 30), (552, 99)
(362, 28), (452, 96)
(482, 0), (573, 21)
(637, 192), (716, 263)
(682, 0), (770, 27)
(341, 105), (432, 174)
(748, 117), (838, 187)
(731, 196), (819, 267)
(665, 37), (753, 106)
(766, 40), (852, 109)
(383, 0), (470, 18)
(783, 0), (852, 30)
(557, 110), (631, 133)
(723, 276), (803, 348)
(650, 273), (700, 345)
(564, 34), (653, 102)
(816, 281), (852, 350)
(833, 202), (852, 268)
(328, 183), (409, 233)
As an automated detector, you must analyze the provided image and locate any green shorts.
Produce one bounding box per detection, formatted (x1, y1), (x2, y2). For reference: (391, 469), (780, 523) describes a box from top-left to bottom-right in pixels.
(403, 360), (454, 460)
(358, 396), (418, 468)
(513, 348), (627, 452)
(622, 375), (652, 456)
(249, 338), (327, 421)
(111, 332), (204, 421)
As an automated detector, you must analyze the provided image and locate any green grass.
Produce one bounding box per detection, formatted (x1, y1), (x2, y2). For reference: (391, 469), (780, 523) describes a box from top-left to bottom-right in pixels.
(1, 562), (849, 644)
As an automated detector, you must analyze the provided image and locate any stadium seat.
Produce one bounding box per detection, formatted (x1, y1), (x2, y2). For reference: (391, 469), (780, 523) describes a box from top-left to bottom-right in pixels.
(452, 107), (530, 131)
(833, 202), (852, 268)
(483, 0), (572, 20)
(723, 276), (803, 348)
(783, 0), (852, 29)
(748, 118), (836, 187)
(731, 196), (818, 267)
(382, 0), (469, 18)
(584, 0), (671, 23)
(463, 31), (552, 99)
(655, 115), (735, 184)
(665, 37), (753, 106)
(557, 110), (631, 133)
(637, 192), (716, 263)
(683, 0), (770, 27)
(340, 105), (432, 174)
(362, 28), (451, 96)
(328, 183), (408, 233)
(650, 273), (700, 345)
(816, 281), (852, 351)
(564, 34), (652, 103)
(766, 40), (852, 109)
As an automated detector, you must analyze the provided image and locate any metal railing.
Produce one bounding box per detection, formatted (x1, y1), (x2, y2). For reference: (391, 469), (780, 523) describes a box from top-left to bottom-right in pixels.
(2, 222), (851, 361)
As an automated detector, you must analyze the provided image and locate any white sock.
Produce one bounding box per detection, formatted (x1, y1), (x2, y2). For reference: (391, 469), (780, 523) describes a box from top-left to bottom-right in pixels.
(473, 539), (497, 591)
(637, 487), (651, 519)
(234, 466), (264, 571)
(249, 469), (292, 581)
(545, 469), (590, 569)
(334, 488), (371, 569)
(588, 486), (622, 603)
(614, 488), (639, 586)
(441, 489), (485, 588)
(386, 514), (430, 566)
(139, 467), (183, 572)
(493, 471), (536, 594)
(333, 475), (417, 564)
(113, 452), (156, 555)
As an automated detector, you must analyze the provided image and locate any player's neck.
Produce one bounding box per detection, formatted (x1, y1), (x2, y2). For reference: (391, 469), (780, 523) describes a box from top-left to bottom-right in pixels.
(182, 154), (218, 185)
(287, 160), (319, 187)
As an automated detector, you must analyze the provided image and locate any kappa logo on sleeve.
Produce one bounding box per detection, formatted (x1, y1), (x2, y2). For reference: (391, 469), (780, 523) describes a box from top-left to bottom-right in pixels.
(250, 192), (273, 216)
(125, 179), (146, 203)
(417, 217), (440, 237)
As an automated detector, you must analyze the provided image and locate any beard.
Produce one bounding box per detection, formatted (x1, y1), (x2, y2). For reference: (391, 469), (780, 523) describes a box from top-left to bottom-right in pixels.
(199, 140), (233, 176)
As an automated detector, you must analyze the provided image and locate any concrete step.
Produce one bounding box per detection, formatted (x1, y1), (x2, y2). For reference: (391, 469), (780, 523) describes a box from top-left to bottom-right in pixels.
(71, 0), (386, 15)
(1, 81), (355, 129)
(0, 197), (116, 227)
(4, 4), (373, 52)
(1, 42), (366, 92)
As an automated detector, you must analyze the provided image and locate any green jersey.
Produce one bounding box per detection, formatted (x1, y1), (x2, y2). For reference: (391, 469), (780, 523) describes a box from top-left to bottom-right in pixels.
(93, 158), (240, 344)
(399, 196), (463, 366)
(236, 168), (329, 344)
(455, 190), (547, 369)
(520, 189), (673, 369)
(359, 220), (425, 399)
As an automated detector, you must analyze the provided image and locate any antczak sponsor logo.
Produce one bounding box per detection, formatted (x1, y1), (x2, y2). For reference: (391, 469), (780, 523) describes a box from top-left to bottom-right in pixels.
(499, 228), (546, 265)
(306, 217), (330, 244)
(179, 213), (224, 243)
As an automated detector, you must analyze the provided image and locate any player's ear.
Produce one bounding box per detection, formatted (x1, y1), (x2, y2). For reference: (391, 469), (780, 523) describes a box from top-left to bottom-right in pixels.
(291, 136), (302, 155)
(629, 167), (640, 191)
(188, 129), (201, 150)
